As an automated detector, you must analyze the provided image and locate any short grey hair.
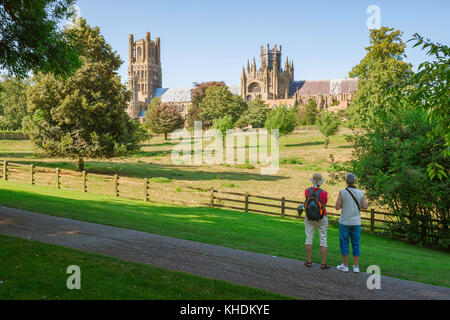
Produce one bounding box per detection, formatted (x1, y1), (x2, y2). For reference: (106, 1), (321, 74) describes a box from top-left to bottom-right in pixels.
(345, 173), (356, 185)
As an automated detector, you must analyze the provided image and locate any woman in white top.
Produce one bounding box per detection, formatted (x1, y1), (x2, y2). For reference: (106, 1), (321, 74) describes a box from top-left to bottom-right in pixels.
(335, 173), (369, 273)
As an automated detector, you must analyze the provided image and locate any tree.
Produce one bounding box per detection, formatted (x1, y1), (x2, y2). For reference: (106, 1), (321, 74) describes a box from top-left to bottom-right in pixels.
(213, 115), (234, 138)
(199, 85), (247, 127)
(147, 97), (161, 114)
(187, 81), (226, 129)
(186, 103), (202, 130)
(346, 103), (448, 248)
(0, 0), (81, 77)
(191, 81), (225, 107)
(304, 99), (319, 125)
(348, 27), (412, 128)
(264, 105), (296, 136)
(408, 34), (450, 180)
(146, 104), (185, 140)
(0, 75), (30, 130)
(24, 18), (144, 171)
(236, 98), (269, 128)
(317, 111), (340, 148)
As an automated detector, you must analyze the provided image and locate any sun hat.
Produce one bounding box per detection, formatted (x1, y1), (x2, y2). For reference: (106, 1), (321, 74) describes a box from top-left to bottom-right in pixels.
(310, 173), (325, 188)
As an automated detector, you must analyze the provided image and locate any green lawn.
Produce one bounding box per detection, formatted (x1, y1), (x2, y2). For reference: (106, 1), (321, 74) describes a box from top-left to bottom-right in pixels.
(0, 234), (291, 300)
(1, 180), (449, 288)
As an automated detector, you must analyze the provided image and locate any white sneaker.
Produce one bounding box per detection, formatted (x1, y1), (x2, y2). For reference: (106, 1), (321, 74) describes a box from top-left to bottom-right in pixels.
(353, 265), (360, 273)
(337, 264), (349, 272)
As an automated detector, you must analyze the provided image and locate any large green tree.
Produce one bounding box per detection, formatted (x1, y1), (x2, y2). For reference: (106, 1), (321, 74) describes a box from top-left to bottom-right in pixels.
(0, 75), (30, 130)
(24, 18), (144, 171)
(199, 85), (247, 127)
(348, 27), (412, 128)
(0, 0), (81, 77)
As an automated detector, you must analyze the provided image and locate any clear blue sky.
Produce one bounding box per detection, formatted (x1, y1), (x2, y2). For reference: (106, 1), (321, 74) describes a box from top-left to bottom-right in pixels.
(75, 0), (449, 88)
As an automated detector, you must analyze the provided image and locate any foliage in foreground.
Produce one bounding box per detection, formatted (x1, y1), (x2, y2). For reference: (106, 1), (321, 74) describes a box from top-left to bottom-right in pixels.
(339, 28), (449, 249)
(0, 0), (81, 77)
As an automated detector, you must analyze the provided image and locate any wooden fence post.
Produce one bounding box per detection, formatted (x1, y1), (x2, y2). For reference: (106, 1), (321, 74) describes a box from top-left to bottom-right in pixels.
(3, 161), (7, 181)
(281, 197), (286, 217)
(144, 178), (148, 202)
(82, 171), (86, 192)
(56, 168), (60, 189)
(30, 164), (34, 185)
(114, 174), (119, 197)
(370, 209), (375, 233)
(210, 188), (215, 208)
(245, 192), (249, 213)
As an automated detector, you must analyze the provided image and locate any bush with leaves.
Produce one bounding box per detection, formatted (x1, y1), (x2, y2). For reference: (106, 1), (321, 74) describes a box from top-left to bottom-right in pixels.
(317, 111), (340, 148)
(347, 104), (448, 248)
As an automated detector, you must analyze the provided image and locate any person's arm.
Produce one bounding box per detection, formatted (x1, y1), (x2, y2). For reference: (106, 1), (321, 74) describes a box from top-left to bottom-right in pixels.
(361, 195), (369, 210)
(335, 191), (342, 210)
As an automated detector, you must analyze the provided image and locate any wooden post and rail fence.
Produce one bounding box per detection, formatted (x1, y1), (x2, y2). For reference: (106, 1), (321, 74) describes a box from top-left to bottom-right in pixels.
(1, 159), (438, 236)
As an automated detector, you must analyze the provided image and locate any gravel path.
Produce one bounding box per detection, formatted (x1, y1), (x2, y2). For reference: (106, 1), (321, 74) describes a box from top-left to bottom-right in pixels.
(0, 206), (448, 300)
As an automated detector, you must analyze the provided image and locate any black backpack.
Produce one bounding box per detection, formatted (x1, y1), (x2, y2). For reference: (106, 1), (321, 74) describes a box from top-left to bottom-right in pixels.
(304, 188), (325, 221)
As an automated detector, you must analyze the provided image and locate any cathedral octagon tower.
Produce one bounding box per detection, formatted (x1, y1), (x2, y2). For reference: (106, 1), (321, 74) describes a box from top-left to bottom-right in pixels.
(241, 44), (294, 102)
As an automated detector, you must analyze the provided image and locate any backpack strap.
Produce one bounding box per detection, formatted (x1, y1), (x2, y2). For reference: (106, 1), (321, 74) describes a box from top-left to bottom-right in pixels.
(345, 188), (360, 211)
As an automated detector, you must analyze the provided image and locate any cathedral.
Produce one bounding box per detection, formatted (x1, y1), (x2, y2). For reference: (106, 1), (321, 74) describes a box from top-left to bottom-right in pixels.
(127, 32), (162, 119)
(241, 44), (294, 101)
(241, 44), (358, 111)
(126, 34), (358, 120)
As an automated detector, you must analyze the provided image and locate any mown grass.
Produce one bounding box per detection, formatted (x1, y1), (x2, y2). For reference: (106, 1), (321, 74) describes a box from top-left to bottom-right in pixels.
(0, 180), (449, 288)
(0, 234), (291, 300)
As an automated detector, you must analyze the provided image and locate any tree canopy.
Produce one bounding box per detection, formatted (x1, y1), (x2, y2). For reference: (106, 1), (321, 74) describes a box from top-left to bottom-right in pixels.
(0, 75), (29, 130)
(24, 18), (144, 171)
(317, 111), (340, 148)
(264, 105), (296, 136)
(0, 0), (81, 77)
(199, 85), (247, 127)
(348, 27), (412, 128)
(145, 104), (185, 140)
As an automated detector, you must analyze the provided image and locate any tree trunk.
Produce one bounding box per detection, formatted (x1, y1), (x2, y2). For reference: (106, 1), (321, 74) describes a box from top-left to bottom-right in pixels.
(324, 137), (329, 149)
(164, 132), (168, 140)
(78, 157), (84, 172)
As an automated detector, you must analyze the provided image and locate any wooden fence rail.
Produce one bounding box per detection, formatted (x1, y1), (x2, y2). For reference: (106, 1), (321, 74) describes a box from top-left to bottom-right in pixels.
(0, 160), (427, 236)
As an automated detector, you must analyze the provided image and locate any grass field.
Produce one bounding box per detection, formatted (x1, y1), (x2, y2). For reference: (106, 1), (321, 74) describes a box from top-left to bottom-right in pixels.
(1, 180), (449, 288)
(0, 233), (291, 300)
(0, 131), (354, 207)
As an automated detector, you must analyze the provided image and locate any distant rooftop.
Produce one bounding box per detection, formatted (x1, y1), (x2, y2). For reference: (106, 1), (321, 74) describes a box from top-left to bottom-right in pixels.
(152, 84), (241, 103)
(290, 79), (358, 96)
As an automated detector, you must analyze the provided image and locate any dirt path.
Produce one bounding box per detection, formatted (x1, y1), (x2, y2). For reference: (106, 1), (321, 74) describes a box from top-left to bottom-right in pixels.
(0, 206), (448, 300)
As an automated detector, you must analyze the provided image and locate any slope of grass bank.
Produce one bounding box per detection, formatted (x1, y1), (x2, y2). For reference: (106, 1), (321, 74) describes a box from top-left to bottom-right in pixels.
(0, 180), (449, 287)
(0, 234), (291, 300)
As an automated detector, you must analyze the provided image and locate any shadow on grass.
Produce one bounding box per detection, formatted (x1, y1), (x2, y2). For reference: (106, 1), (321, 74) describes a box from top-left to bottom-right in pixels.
(2, 160), (287, 182)
(284, 141), (323, 148)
